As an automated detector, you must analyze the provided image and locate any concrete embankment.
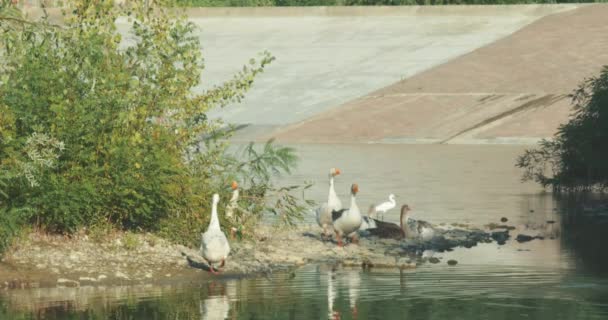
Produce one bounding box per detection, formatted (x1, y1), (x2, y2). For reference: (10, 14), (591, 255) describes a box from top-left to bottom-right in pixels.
(20, 4), (601, 144)
(269, 4), (608, 144)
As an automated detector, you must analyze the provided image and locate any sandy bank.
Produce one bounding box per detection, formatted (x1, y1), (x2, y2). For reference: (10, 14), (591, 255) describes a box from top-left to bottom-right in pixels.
(0, 220), (536, 290)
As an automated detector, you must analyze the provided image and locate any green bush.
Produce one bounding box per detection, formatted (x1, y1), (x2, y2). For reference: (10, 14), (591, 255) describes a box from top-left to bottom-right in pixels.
(517, 66), (608, 192)
(0, 0), (312, 253)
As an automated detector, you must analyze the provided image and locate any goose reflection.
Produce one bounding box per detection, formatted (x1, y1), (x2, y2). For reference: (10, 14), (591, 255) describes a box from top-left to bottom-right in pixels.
(346, 269), (360, 319)
(327, 269), (340, 320)
(200, 280), (236, 320)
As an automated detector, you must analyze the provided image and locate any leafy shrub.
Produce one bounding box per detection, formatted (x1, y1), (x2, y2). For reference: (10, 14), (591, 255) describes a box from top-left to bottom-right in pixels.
(517, 66), (608, 192)
(0, 0), (312, 254)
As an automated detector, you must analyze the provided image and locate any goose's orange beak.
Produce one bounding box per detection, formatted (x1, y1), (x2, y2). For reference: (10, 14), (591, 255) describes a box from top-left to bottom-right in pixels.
(231, 181), (238, 190)
(335, 168), (341, 175)
(352, 183), (359, 194)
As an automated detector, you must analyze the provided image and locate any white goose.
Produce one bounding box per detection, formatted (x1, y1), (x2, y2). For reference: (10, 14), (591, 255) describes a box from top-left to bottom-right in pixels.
(201, 193), (231, 275)
(374, 194), (396, 221)
(315, 168), (342, 240)
(332, 184), (362, 247)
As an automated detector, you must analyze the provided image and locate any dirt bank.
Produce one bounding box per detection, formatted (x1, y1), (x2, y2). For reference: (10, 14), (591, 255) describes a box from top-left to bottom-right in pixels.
(0, 221), (532, 290)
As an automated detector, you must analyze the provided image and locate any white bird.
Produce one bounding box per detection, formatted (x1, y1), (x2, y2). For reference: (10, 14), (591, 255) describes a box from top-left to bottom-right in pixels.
(315, 168), (342, 240)
(374, 194), (396, 221)
(201, 193), (231, 275)
(332, 184), (363, 247)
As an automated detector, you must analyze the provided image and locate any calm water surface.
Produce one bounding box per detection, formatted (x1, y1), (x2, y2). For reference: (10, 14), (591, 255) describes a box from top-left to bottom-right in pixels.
(2, 144), (608, 319)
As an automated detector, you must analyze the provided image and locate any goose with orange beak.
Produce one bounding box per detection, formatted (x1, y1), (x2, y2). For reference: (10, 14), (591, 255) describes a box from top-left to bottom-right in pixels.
(315, 168), (343, 240)
(331, 184), (362, 247)
(201, 194), (231, 275)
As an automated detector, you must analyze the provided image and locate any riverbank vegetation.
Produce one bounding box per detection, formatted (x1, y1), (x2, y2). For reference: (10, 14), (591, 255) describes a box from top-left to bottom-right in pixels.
(517, 66), (608, 193)
(0, 0), (311, 256)
(176, 0), (605, 7)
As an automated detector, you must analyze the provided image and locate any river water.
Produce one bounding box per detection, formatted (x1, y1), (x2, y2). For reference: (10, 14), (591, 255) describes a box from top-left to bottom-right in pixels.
(2, 144), (608, 319)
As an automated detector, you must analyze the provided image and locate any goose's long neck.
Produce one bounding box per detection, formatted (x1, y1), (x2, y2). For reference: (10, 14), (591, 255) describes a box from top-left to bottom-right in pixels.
(328, 177), (336, 199)
(209, 200), (220, 230)
(350, 193), (358, 213)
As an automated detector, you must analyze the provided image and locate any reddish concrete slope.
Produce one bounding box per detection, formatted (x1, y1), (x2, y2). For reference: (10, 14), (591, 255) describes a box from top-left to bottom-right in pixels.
(269, 4), (608, 144)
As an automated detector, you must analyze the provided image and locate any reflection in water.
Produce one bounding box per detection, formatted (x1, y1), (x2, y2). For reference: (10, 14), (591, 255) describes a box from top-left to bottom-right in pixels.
(346, 269), (360, 318)
(2, 257), (608, 319)
(2, 144), (608, 319)
(200, 281), (236, 320)
(327, 269), (338, 320)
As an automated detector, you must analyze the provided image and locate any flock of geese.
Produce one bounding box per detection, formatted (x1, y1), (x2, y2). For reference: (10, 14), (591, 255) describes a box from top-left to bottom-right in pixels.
(200, 168), (436, 274)
(315, 168), (435, 247)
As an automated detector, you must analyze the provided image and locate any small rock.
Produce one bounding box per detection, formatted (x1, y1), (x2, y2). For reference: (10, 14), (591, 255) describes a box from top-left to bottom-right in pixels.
(97, 274), (107, 280)
(516, 234), (536, 243)
(428, 257), (440, 264)
(447, 260), (458, 266)
(491, 231), (510, 245)
(165, 273), (171, 277)
(500, 217), (508, 223)
(145, 273), (153, 279)
(546, 220), (556, 224)
(529, 209), (535, 213)
(115, 271), (129, 279)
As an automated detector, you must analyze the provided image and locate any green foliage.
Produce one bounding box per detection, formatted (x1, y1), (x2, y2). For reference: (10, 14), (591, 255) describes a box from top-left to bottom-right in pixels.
(0, 0), (312, 254)
(158, 139), (313, 247)
(122, 232), (140, 250)
(517, 66), (608, 192)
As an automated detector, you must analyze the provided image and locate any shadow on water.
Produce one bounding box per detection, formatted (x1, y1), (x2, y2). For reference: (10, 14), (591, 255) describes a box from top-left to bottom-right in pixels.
(556, 193), (608, 276)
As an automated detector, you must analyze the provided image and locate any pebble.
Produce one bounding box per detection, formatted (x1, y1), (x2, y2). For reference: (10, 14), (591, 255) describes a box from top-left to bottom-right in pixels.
(500, 217), (508, 223)
(447, 260), (458, 266)
(78, 277), (97, 282)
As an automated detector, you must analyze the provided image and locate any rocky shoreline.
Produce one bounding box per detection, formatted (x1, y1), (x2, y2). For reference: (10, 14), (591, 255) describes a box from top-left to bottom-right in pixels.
(0, 221), (543, 290)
